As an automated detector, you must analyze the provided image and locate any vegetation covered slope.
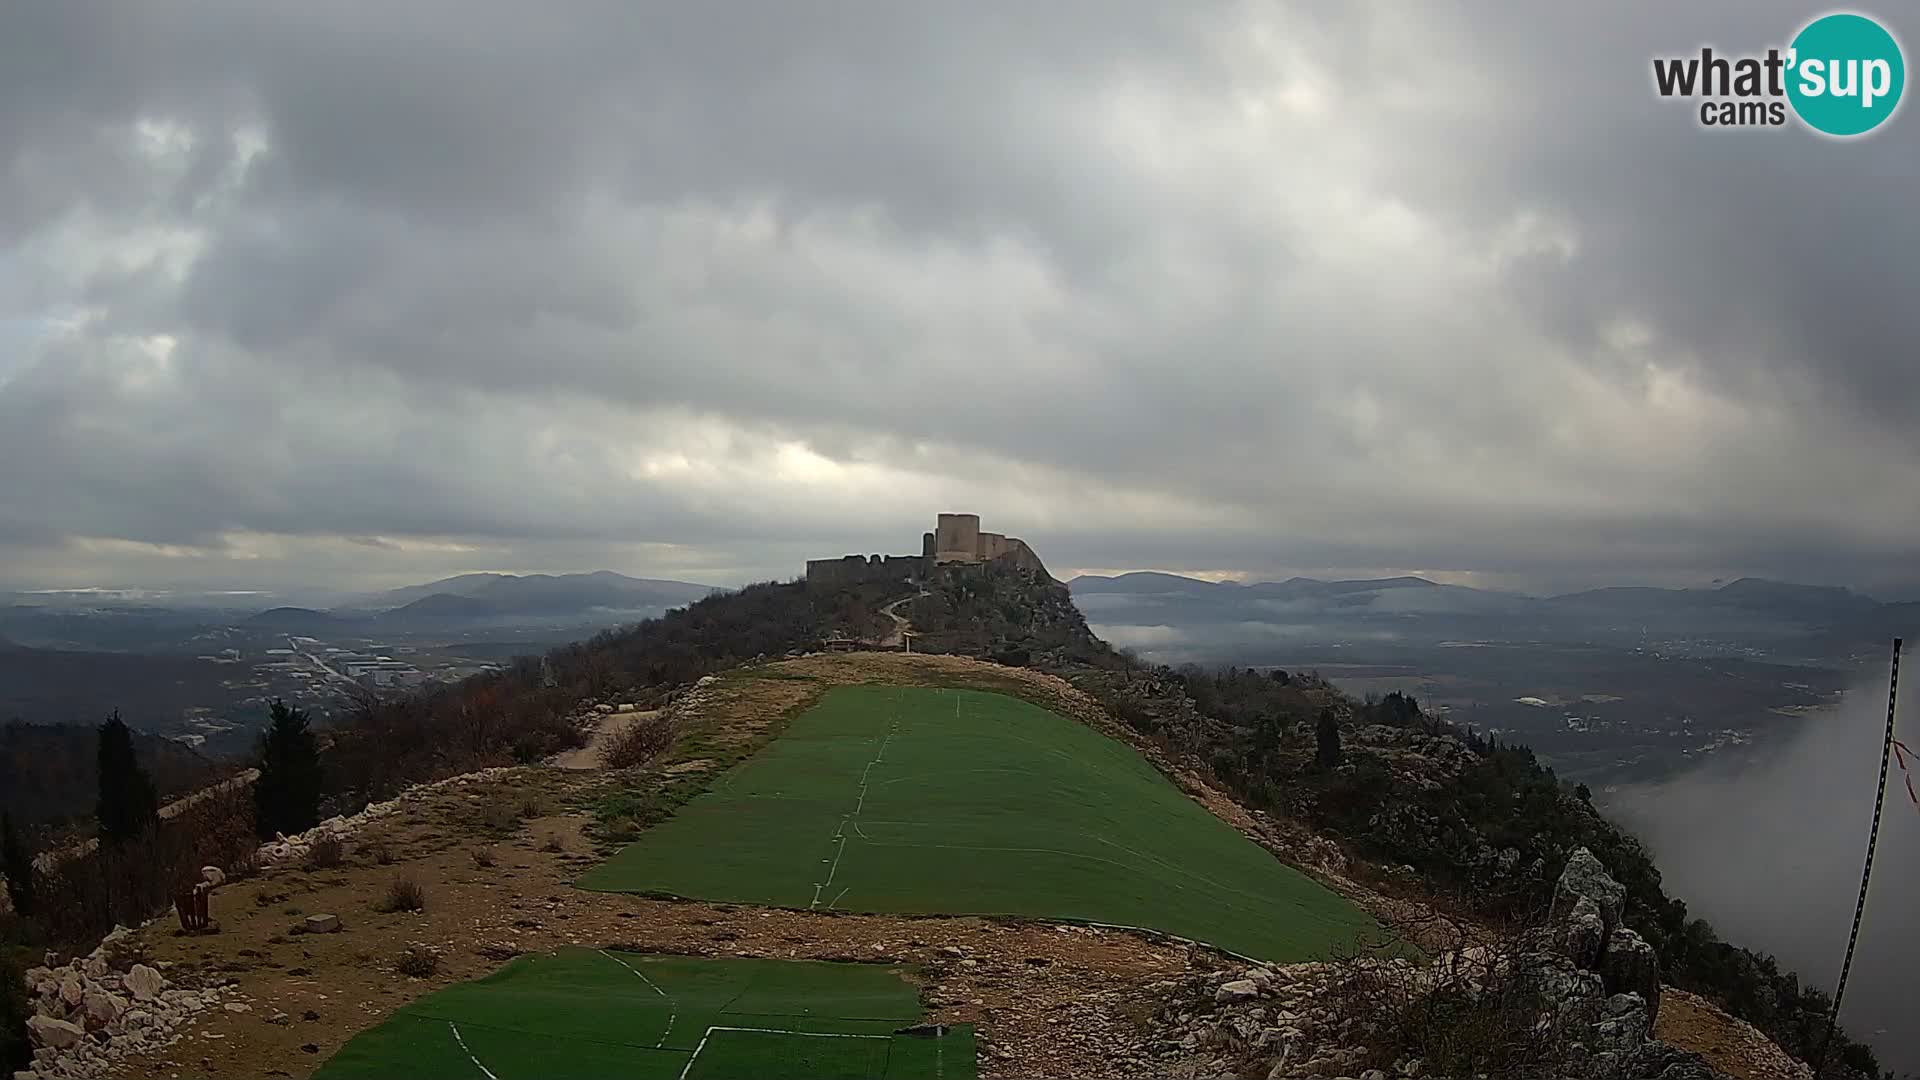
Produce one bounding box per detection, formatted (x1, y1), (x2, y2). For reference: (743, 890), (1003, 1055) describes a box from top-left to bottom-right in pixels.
(582, 685), (1382, 961)
(274, 561), (1883, 1077)
(908, 563), (1884, 1078)
(1, 720), (218, 826)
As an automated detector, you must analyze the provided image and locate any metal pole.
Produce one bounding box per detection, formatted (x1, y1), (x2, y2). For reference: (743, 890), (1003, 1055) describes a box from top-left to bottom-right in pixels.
(1814, 637), (1901, 1077)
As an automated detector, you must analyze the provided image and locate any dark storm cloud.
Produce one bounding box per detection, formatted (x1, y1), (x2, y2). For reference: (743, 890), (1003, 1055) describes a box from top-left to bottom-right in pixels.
(0, 1), (1914, 591)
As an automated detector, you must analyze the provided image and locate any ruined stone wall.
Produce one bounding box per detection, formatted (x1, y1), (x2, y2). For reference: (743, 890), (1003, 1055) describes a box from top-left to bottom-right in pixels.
(805, 553), (925, 586)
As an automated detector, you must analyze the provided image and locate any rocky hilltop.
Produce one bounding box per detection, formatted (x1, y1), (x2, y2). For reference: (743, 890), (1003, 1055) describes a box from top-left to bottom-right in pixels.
(1, 562), (1886, 1079)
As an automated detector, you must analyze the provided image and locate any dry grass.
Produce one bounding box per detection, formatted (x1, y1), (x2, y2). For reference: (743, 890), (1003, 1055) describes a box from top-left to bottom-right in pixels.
(378, 876), (426, 913)
(303, 836), (345, 871)
(603, 717), (677, 769)
(1323, 931), (1568, 1079)
(395, 945), (440, 978)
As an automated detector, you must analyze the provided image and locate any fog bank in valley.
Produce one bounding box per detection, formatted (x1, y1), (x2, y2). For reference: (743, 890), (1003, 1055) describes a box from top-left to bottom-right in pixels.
(1608, 650), (1917, 1072)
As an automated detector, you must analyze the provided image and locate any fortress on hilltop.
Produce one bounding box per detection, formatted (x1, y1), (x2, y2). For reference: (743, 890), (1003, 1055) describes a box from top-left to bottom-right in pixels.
(804, 513), (1049, 585)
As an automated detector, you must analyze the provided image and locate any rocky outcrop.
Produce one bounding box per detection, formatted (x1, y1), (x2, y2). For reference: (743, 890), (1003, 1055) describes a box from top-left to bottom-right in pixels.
(16, 924), (242, 1079)
(1554, 847), (1661, 1022)
(1132, 851), (1729, 1080)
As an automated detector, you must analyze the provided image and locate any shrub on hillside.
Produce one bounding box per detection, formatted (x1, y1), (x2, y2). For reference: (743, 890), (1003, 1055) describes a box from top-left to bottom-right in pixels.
(34, 785), (255, 948)
(379, 876), (426, 913)
(478, 791), (520, 833)
(0, 944), (28, 1074)
(303, 835), (345, 871)
(602, 718), (676, 770)
(1324, 936), (1565, 1079)
(395, 944), (440, 978)
(1, 814), (34, 917)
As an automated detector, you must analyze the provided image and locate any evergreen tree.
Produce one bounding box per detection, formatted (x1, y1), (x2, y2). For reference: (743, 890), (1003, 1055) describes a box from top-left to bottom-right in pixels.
(1314, 707), (1342, 768)
(254, 700), (323, 840)
(1, 812), (32, 916)
(95, 712), (159, 847)
(1575, 782), (1593, 804)
(1, 947), (28, 1074)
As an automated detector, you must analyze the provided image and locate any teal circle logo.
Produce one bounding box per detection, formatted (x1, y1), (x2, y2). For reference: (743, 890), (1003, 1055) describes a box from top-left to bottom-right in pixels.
(1787, 13), (1905, 136)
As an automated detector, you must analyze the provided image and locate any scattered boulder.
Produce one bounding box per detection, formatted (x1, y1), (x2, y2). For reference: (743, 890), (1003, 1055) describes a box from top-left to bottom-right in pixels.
(1214, 978), (1260, 1003)
(26, 1016), (84, 1050)
(201, 865), (226, 889)
(303, 913), (343, 934)
(82, 989), (124, 1027)
(124, 964), (165, 1001)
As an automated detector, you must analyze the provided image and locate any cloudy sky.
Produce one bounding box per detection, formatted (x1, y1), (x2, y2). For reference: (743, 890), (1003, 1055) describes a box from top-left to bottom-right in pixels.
(2, 2), (1916, 597)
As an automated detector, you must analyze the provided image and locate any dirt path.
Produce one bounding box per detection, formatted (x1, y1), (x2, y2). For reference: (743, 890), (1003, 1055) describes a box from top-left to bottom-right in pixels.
(548, 708), (661, 770)
(877, 590), (925, 648)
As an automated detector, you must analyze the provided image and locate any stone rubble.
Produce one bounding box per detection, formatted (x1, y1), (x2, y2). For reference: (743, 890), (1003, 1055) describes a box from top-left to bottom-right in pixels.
(1134, 850), (1739, 1079)
(15, 925), (243, 1080)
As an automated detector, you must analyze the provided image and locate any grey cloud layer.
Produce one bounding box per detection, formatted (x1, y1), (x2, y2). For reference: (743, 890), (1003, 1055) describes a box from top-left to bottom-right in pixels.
(1, 2), (1915, 590)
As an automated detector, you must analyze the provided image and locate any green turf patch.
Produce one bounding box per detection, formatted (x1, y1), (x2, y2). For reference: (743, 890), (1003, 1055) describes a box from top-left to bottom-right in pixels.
(580, 685), (1384, 961)
(313, 949), (973, 1080)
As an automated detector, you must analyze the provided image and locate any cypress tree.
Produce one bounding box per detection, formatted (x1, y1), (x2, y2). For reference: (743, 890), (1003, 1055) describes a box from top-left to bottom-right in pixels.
(96, 711), (159, 846)
(1, 812), (33, 916)
(254, 700), (323, 840)
(1314, 707), (1343, 769)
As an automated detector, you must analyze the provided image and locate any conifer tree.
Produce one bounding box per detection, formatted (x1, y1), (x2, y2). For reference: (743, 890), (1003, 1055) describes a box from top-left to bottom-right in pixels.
(96, 711), (159, 847)
(254, 700), (323, 839)
(1314, 707), (1342, 768)
(1, 811), (33, 916)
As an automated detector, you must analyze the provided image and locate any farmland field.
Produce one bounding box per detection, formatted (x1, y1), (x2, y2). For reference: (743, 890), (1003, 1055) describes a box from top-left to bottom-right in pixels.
(314, 949), (972, 1080)
(580, 685), (1381, 961)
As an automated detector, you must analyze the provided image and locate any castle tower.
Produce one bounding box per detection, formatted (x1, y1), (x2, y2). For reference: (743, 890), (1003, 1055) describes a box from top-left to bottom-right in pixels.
(933, 513), (982, 563)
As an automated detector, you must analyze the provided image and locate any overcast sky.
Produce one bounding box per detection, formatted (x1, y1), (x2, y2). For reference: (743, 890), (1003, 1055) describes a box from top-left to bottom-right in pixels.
(2, 3), (1916, 597)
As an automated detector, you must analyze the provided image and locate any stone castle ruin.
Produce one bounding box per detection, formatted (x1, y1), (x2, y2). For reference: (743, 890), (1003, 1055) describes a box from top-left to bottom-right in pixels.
(804, 513), (1049, 585)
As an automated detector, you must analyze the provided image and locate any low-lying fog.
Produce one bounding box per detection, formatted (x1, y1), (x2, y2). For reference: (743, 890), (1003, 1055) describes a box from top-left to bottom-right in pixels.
(1609, 652), (1916, 1073)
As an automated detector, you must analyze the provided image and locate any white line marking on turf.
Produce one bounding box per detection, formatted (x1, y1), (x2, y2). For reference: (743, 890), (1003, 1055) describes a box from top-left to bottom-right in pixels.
(600, 950), (677, 1048)
(675, 1026), (892, 1080)
(828, 886), (850, 910)
(447, 1022), (499, 1080)
(811, 693), (902, 909)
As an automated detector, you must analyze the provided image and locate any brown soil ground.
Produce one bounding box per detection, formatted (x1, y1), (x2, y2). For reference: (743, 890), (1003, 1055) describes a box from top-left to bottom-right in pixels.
(1656, 989), (1814, 1080)
(108, 657), (1231, 1079)
(547, 708), (660, 770)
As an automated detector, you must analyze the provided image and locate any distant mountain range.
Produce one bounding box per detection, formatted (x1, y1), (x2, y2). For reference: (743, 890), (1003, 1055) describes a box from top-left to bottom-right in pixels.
(1068, 572), (1916, 659)
(354, 571), (719, 620)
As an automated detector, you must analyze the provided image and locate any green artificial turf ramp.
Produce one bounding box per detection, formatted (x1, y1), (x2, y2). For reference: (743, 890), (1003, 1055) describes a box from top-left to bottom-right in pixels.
(580, 685), (1383, 960)
(313, 949), (973, 1080)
